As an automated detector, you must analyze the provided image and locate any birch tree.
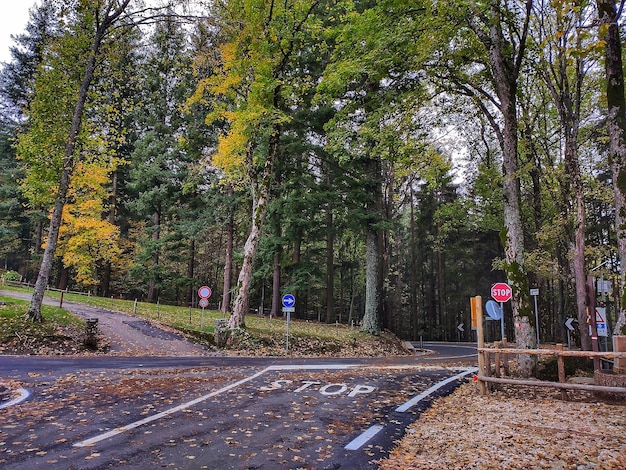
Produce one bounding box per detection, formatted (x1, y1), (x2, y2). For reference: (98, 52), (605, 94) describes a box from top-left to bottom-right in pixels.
(193, 0), (322, 329)
(18, 0), (133, 322)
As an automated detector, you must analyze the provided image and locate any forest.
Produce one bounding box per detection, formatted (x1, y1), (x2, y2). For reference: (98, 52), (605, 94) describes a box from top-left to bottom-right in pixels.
(0, 0), (624, 350)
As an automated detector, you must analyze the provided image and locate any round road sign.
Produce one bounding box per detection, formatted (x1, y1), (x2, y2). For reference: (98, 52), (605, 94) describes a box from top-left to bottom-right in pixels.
(199, 298), (209, 308)
(282, 294), (295, 308)
(198, 286), (212, 299)
(491, 282), (512, 302)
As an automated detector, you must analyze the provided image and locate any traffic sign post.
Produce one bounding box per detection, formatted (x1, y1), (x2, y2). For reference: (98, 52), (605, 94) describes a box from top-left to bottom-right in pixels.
(199, 297), (209, 329)
(471, 296), (487, 395)
(282, 294), (295, 353)
(198, 287), (212, 330)
(491, 283), (511, 341)
(530, 288), (540, 347)
(565, 317), (576, 349)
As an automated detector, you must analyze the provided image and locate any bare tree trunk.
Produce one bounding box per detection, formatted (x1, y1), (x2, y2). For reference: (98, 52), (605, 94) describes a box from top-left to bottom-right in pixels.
(361, 157), (383, 335)
(26, 1), (132, 320)
(185, 239), (195, 306)
(410, 186), (419, 339)
(228, 132), (278, 329)
(469, 0), (534, 373)
(326, 198), (335, 323)
(147, 210), (160, 303)
(271, 248), (281, 317)
(222, 186), (234, 315)
(597, 0), (626, 334)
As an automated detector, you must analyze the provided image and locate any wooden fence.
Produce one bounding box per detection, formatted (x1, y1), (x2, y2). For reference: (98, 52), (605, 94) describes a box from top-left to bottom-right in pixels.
(477, 345), (626, 399)
(471, 295), (626, 399)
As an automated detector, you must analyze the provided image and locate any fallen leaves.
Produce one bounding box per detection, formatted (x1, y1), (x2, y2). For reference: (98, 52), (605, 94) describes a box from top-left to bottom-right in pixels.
(379, 381), (626, 470)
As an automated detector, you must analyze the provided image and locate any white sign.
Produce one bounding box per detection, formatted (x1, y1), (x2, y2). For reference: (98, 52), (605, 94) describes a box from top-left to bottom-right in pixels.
(530, 288), (539, 296)
(597, 280), (612, 294)
(594, 307), (608, 337)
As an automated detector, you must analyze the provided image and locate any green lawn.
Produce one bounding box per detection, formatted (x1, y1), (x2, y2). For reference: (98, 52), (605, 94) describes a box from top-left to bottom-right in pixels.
(0, 286), (389, 356)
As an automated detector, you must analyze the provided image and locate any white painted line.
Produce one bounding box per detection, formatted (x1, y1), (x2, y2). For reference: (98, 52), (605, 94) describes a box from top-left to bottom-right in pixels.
(267, 364), (360, 371)
(395, 367), (478, 412)
(73, 363), (475, 449)
(344, 424), (384, 450)
(74, 363), (362, 448)
(0, 387), (30, 409)
(74, 367), (271, 447)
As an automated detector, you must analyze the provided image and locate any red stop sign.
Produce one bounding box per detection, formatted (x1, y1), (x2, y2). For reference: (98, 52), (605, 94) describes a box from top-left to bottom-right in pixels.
(491, 282), (512, 302)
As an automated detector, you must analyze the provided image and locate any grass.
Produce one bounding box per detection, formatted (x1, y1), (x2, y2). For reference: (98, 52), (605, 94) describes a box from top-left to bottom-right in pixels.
(0, 285), (391, 356)
(0, 295), (86, 354)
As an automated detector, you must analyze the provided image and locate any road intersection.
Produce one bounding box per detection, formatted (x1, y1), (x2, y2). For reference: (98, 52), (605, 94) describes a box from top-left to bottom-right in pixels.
(1, 347), (477, 469)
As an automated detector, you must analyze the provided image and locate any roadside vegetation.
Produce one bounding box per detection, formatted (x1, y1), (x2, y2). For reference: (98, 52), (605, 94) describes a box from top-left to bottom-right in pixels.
(0, 295), (86, 355)
(0, 288), (409, 357)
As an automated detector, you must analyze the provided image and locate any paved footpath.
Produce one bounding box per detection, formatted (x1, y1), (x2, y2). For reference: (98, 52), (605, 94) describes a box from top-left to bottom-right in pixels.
(0, 290), (213, 356)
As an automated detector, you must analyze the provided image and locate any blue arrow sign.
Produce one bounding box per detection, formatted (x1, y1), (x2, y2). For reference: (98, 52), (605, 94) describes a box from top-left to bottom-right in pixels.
(282, 294), (295, 308)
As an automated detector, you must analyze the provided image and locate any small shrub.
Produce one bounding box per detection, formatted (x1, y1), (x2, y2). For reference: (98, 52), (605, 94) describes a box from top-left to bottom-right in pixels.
(2, 271), (21, 283)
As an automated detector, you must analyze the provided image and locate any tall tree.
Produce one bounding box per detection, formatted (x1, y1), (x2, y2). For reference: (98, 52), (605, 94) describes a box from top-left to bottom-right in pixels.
(17, 0), (132, 322)
(597, 0), (626, 334)
(426, 0), (535, 365)
(534, 0), (595, 348)
(127, 13), (199, 302)
(195, 0), (322, 329)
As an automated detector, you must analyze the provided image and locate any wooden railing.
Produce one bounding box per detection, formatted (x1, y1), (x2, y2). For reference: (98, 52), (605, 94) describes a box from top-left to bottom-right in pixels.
(477, 346), (626, 398)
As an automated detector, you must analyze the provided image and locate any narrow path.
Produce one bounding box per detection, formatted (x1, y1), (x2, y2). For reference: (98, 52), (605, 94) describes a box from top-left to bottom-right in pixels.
(0, 290), (214, 356)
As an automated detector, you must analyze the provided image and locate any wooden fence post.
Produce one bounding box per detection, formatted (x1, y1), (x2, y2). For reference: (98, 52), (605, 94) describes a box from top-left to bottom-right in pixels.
(474, 296), (487, 395)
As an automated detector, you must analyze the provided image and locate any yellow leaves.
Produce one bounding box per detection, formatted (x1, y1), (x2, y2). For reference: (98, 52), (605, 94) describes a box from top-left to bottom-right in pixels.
(55, 159), (124, 287)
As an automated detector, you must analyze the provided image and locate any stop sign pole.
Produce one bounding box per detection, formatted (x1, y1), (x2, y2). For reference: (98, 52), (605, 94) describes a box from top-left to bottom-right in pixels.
(491, 282), (511, 341)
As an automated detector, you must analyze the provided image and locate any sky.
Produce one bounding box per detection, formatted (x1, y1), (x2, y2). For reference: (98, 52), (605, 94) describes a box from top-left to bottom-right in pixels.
(0, 1), (37, 64)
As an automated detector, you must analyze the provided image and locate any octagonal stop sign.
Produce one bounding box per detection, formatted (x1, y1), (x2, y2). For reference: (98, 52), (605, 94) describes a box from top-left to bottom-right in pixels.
(491, 282), (512, 302)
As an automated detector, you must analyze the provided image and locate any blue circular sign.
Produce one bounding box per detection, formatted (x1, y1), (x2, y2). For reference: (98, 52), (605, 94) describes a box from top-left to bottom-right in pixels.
(282, 294), (295, 308)
(485, 300), (503, 320)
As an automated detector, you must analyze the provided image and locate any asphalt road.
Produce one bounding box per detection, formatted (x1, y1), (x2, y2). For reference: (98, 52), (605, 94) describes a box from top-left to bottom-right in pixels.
(0, 292), (478, 469)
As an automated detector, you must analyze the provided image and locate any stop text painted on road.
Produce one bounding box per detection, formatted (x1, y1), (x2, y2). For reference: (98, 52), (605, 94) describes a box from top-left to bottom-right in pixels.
(260, 379), (376, 397)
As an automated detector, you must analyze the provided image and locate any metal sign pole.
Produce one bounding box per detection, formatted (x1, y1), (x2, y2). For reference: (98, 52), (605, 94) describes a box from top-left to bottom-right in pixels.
(500, 301), (505, 341)
(286, 311), (290, 353)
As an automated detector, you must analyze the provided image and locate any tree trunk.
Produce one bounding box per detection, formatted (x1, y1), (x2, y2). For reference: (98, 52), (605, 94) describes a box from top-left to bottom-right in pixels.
(597, 0), (626, 334)
(147, 210), (160, 303)
(222, 186), (234, 315)
(361, 157), (383, 335)
(410, 186), (419, 339)
(326, 198), (335, 323)
(228, 131), (278, 329)
(271, 248), (281, 317)
(186, 239), (195, 306)
(472, 0), (534, 373)
(102, 169), (118, 297)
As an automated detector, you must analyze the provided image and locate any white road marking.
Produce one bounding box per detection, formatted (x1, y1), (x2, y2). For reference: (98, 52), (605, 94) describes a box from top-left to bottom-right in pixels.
(395, 367), (478, 412)
(74, 364), (362, 448)
(0, 386), (30, 409)
(74, 368), (271, 447)
(344, 368), (477, 451)
(73, 363), (475, 448)
(344, 424), (385, 450)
